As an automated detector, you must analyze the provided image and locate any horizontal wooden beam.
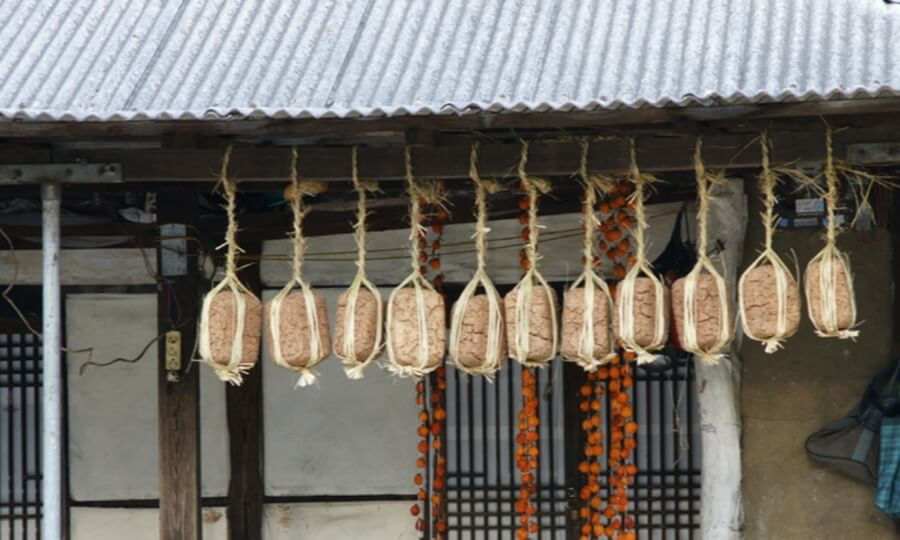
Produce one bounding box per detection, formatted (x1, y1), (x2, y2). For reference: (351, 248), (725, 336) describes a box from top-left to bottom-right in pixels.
(15, 126), (893, 184)
(2, 98), (900, 140)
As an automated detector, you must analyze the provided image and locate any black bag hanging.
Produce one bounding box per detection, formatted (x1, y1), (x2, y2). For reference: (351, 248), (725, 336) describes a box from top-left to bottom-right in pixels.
(805, 362), (900, 486)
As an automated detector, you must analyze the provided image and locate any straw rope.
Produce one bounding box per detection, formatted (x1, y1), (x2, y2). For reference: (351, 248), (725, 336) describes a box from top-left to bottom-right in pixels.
(448, 142), (505, 378)
(679, 138), (733, 364)
(385, 146), (442, 378)
(804, 127), (859, 339)
(269, 147), (328, 387)
(562, 138), (616, 370)
(509, 140), (558, 367)
(198, 145), (259, 385)
(738, 131), (799, 353)
(616, 138), (668, 365)
(339, 146), (385, 379)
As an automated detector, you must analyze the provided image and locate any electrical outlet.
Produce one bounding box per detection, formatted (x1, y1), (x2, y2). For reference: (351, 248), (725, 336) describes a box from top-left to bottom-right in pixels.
(165, 330), (181, 373)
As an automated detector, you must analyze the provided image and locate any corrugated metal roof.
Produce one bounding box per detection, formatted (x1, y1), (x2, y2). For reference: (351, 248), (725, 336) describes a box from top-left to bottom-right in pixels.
(1, 0), (899, 122)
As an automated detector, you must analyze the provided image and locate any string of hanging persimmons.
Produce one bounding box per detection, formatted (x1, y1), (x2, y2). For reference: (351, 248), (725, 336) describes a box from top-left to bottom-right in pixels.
(198, 128), (875, 540)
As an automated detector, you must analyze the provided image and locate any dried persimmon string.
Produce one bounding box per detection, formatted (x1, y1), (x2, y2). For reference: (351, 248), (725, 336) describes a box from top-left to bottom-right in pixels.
(578, 369), (605, 539)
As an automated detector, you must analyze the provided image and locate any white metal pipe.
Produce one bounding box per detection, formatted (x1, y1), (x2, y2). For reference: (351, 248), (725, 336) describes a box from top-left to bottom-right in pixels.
(41, 182), (63, 539)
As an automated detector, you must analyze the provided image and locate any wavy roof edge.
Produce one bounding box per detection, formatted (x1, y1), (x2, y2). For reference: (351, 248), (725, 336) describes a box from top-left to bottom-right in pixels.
(3, 87), (900, 123)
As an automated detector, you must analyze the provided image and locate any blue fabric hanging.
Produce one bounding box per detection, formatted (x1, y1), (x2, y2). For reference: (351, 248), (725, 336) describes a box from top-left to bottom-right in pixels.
(876, 417), (900, 517)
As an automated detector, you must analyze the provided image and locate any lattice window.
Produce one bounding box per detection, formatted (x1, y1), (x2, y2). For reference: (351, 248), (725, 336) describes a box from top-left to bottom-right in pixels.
(0, 333), (43, 540)
(442, 357), (700, 539)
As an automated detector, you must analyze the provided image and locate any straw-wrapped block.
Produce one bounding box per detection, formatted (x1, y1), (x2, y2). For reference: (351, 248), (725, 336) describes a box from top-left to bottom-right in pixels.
(561, 287), (612, 361)
(205, 291), (262, 368)
(504, 285), (556, 362)
(334, 288), (383, 362)
(806, 259), (855, 331)
(265, 291), (331, 368)
(389, 288), (446, 369)
(672, 274), (734, 351)
(614, 277), (670, 348)
(741, 265), (801, 340)
(453, 294), (507, 369)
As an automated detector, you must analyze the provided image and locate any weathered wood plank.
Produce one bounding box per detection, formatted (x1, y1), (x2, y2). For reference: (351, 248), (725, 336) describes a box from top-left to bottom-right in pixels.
(33, 126), (900, 184)
(157, 193), (202, 540)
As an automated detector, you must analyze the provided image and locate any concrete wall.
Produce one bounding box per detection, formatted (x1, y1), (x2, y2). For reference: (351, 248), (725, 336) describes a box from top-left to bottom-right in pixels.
(740, 184), (896, 538)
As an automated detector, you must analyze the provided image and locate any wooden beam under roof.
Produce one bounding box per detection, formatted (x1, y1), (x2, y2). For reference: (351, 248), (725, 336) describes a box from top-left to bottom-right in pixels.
(3, 125), (891, 185)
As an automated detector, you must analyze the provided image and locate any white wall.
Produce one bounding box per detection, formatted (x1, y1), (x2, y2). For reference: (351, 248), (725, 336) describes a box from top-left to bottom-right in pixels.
(262, 288), (419, 496)
(65, 293), (229, 500)
(70, 507), (227, 540)
(261, 204), (687, 287)
(64, 290), (419, 537)
(0, 248), (156, 286)
(262, 502), (418, 540)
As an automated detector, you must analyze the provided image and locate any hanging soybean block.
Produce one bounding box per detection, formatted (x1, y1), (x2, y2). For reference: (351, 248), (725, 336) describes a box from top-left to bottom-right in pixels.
(561, 287), (613, 362)
(385, 147), (448, 378)
(672, 274), (734, 352)
(448, 143), (506, 377)
(334, 289), (383, 365)
(335, 148), (385, 379)
(265, 291), (331, 369)
(614, 139), (669, 364)
(265, 147), (333, 387)
(738, 131), (804, 353)
(561, 139), (616, 370)
(388, 287), (446, 370)
(614, 276), (670, 350)
(504, 285), (556, 364)
(803, 127), (860, 340)
(452, 294), (507, 369)
(198, 145), (263, 385)
(204, 291), (262, 371)
(503, 139), (559, 368)
(740, 265), (801, 345)
(674, 140), (735, 364)
(805, 256), (856, 334)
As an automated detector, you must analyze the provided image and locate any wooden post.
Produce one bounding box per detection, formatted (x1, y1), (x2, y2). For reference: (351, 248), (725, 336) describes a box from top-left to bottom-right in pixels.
(226, 239), (264, 540)
(157, 192), (202, 540)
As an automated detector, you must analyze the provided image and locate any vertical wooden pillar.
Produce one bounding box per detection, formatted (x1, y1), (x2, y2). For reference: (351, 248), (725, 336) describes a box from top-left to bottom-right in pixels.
(226, 239), (264, 540)
(157, 192), (201, 540)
